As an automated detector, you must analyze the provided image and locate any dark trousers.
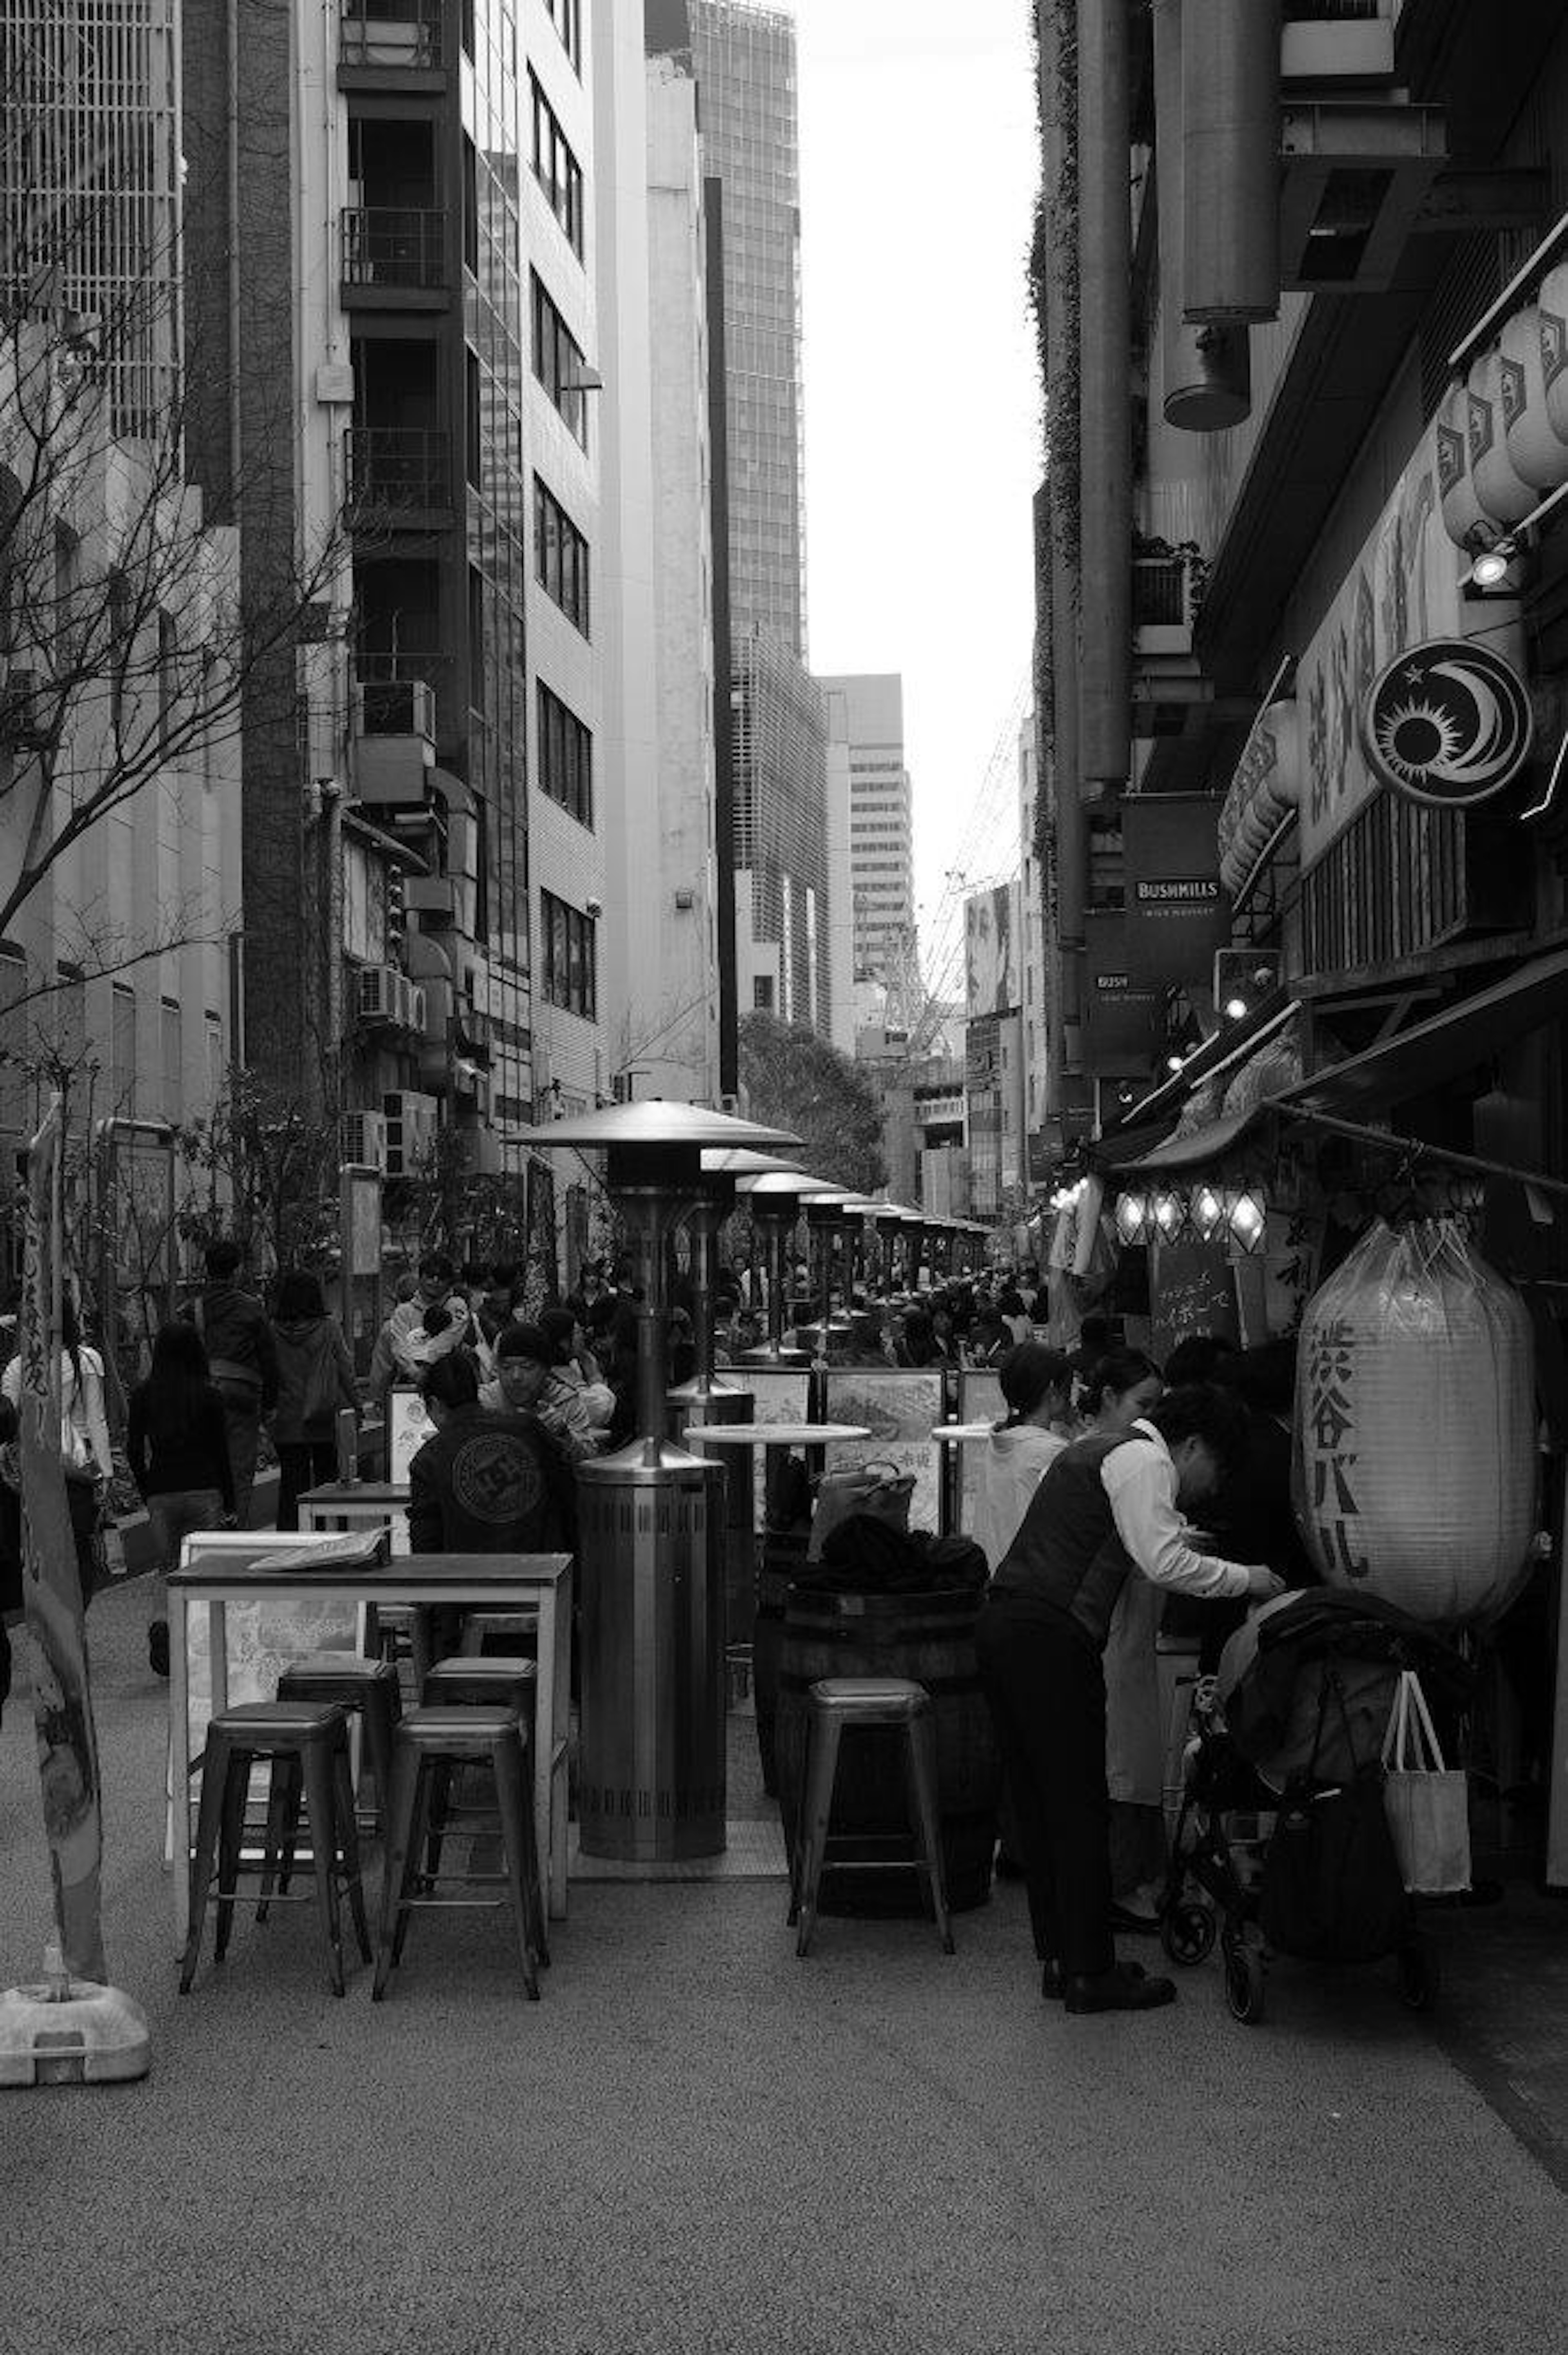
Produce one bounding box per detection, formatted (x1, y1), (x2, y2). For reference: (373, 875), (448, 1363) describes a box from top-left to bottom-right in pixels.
(976, 1595), (1114, 1978)
(275, 1439), (338, 1531)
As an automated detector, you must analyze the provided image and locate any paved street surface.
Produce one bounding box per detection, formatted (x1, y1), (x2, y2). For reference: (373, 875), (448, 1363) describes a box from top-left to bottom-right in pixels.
(2, 1577), (1565, 2355)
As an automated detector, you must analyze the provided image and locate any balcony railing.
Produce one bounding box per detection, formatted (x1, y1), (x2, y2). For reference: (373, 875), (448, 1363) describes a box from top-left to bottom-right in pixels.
(341, 207), (446, 290)
(1132, 555), (1194, 631)
(344, 426), (452, 513)
(339, 3), (442, 69)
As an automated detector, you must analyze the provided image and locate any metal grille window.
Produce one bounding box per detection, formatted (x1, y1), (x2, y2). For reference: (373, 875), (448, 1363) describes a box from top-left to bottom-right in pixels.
(533, 475), (590, 636)
(540, 888), (596, 1019)
(529, 72), (584, 258)
(160, 996), (182, 1120)
(531, 271), (588, 446)
(536, 679), (592, 826)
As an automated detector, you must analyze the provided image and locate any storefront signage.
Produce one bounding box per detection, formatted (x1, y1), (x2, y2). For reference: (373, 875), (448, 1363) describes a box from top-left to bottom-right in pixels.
(1096, 971), (1131, 993)
(1361, 637), (1534, 808)
(1133, 877), (1221, 911)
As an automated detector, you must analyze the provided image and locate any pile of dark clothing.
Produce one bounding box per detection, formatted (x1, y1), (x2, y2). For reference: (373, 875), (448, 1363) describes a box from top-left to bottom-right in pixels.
(791, 1513), (989, 1596)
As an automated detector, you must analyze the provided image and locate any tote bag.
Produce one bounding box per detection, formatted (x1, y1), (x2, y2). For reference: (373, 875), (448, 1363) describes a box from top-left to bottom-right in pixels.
(1381, 1669), (1471, 1896)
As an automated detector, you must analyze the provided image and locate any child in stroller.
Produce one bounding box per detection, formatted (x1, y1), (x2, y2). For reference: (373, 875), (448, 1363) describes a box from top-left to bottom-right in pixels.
(1158, 1588), (1470, 2024)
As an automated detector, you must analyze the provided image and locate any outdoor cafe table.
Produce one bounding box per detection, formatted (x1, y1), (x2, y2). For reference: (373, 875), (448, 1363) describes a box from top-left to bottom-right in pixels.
(299, 1482), (411, 1550)
(166, 1547), (575, 1945)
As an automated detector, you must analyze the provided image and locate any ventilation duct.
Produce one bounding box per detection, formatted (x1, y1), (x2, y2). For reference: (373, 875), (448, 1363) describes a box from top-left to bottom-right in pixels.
(1182, 0), (1282, 324)
(1154, 0), (1250, 430)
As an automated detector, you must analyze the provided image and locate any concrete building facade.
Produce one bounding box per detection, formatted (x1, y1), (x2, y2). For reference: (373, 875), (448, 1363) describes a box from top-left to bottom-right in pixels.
(820, 672), (916, 986)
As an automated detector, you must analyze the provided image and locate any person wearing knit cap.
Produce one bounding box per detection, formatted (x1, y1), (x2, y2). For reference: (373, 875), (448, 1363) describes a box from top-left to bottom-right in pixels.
(480, 1321), (599, 1461)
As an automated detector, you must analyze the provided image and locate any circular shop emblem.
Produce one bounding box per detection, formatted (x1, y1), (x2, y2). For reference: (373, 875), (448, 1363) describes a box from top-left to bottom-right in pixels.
(450, 1430), (543, 1525)
(1361, 638), (1533, 808)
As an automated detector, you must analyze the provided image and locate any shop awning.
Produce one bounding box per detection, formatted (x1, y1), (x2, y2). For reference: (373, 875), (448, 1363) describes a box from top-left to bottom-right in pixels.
(1282, 941), (1568, 1117)
(1109, 1104), (1272, 1174)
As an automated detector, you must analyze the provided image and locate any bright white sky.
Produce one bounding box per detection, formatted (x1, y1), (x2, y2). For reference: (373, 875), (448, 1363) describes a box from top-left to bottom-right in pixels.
(791, 0), (1041, 962)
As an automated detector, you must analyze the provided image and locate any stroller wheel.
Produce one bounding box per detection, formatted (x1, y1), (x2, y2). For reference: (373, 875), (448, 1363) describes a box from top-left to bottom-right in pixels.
(1224, 1941), (1267, 2026)
(1396, 1939), (1439, 2014)
(1161, 1900), (1217, 1967)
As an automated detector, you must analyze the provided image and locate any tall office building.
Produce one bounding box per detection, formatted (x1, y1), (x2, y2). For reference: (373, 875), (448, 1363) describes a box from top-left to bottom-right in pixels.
(680, 0), (829, 1035)
(821, 673), (916, 985)
(183, 0), (606, 1161)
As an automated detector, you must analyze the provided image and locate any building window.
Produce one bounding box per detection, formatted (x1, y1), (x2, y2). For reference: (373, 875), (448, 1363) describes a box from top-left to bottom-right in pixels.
(160, 997), (183, 1120)
(110, 984), (137, 1117)
(537, 679), (593, 826)
(530, 272), (588, 447)
(546, 0), (581, 72)
(529, 72), (584, 257)
(533, 476), (590, 636)
(753, 975), (774, 1012)
(540, 888), (596, 1019)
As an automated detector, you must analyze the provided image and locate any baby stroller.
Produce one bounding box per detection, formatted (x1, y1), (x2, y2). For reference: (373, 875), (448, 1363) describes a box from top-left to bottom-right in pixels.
(1158, 1588), (1470, 2025)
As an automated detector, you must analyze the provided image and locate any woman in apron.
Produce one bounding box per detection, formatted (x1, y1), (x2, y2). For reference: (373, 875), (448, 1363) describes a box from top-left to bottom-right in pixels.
(1083, 1350), (1168, 1929)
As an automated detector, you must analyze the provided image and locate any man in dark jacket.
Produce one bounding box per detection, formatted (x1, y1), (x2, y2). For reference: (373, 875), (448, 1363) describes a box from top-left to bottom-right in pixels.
(185, 1239), (278, 1526)
(407, 1352), (576, 1556)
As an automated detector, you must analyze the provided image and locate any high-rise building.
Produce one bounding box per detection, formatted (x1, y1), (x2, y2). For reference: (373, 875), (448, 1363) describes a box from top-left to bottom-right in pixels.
(821, 673), (916, 986)
(680, 0), (830, 1036)
(183, 0), (607, 1164)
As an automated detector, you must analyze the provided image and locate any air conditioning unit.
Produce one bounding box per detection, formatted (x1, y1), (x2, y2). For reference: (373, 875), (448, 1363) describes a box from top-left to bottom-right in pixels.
(340, 1110), (388, 1171)
(1213, 948), (1285, 1021)
(382, 1087), (440, 1176)
(356, 963), (401, 1025)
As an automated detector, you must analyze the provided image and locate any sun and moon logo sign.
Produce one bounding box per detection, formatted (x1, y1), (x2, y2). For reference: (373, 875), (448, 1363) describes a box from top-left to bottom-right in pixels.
(1360, 638), (1535, 809)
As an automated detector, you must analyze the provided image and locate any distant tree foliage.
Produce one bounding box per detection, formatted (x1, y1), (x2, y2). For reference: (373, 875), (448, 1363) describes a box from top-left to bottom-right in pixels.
(738, 1013), (887, 1196)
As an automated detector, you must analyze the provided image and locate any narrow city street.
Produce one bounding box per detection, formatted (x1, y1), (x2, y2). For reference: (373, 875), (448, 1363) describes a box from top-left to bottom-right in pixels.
(2, 1575), (1564, 2355)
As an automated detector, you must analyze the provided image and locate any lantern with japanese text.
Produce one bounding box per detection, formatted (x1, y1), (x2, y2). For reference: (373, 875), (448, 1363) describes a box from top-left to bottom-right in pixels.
(1293, 1219), (1535, 1625)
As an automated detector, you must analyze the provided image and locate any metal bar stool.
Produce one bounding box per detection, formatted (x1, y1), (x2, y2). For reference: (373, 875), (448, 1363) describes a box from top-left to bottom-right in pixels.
(180, 1700), (371, 1996)
(788, 1677), (955, 1959)
(277, 1655), (402, 1835)
(373, 1706), (547, 2001)
(418, 1658), (540, 1874)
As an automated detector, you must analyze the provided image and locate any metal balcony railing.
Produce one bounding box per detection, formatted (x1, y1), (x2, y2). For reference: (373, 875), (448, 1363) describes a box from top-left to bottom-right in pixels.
(341, 207), (446, 290)
(339, 3), (442, 69)
(1284, 3), (1383, 19)
(344, 427), (452, 512)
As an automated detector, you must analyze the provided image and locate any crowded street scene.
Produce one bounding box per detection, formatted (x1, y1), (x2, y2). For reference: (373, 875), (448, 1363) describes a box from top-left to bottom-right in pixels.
(2, 2), (1568, 2350)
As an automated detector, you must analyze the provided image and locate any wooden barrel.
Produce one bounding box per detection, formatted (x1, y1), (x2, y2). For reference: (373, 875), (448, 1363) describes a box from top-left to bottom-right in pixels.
(753, 1529), (808, 1796)
(776, 1586), (1000, 1914)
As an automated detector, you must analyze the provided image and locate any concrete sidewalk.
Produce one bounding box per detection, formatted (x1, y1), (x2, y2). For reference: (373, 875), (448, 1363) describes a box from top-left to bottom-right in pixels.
(1, 1576), (1564, 2355)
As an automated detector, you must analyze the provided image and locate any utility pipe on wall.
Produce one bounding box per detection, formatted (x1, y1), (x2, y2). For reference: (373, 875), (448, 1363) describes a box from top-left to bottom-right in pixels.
(1182, 0), (1282, 326)
(1039, 2), (1084, 1082)
(1152, 0), (1251, 431)
(1077, 0), (1132, 796)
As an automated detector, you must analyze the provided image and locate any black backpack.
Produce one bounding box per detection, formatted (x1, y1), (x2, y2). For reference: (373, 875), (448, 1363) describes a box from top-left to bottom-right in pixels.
(1258, 1667), (1407, 1964)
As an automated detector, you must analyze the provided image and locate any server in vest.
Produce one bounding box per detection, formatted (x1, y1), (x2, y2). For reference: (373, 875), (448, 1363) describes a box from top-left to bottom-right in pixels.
(185, 1240), (279, 1528)
(978, 1385), (1283, 2014)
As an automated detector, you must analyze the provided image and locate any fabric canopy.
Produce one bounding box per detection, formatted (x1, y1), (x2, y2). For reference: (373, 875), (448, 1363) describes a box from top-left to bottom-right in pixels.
(1108, 1104), (1272, 1174)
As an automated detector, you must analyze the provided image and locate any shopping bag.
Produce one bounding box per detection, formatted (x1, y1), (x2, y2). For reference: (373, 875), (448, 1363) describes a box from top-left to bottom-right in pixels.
(806, 1462), (914, 1561)
(1381, 1669), (1471, 1895)
(1259, 1768), (1408, 1962)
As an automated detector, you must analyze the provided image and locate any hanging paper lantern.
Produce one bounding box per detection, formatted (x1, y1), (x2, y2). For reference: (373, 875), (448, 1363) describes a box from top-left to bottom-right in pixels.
(1151, 1185), (1187, 1242)
(1500, 303), (1568, 493)
(1189, 1182), (1226, 1243)
(1466, 348), (1537, 526)
(1227, 1185), (1266, 1251)
(1293, 1218), (1536, 1625)
(1115, 1191), (1150, 1247)
(1437, 378), (1500, 551)
(1539, 262), (1568, 450)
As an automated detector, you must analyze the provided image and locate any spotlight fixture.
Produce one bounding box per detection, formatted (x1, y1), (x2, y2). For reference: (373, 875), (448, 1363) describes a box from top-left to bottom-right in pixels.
(1468, 538), (1516, 590)
(1165, 1053), (1185, 1075)
(1224, 996), (1249, 1022)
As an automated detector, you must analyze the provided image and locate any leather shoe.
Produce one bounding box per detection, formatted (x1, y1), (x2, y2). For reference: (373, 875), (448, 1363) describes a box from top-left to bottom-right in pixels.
(1065, 1963), (1176, 2013)
(1042, 1958), (1145, 2000)
(1107, 1900), (1162, 1934)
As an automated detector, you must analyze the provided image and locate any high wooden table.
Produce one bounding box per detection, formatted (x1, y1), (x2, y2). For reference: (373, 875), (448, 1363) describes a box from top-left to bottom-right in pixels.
(167, 1547), (575, 1942)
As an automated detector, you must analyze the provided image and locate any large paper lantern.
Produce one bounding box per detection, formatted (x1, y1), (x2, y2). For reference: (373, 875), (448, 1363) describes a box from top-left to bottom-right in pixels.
(1437, 379), (1497, 551)
(1500, 304), (1568, 493)
(1294, 1218), (1535, 1625)
(1539, 262), (1568, 450)
(1466, 350), (1537, 527)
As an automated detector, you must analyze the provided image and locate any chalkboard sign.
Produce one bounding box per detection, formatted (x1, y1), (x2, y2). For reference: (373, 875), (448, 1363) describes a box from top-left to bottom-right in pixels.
(1149, 1236), (1238, 1368)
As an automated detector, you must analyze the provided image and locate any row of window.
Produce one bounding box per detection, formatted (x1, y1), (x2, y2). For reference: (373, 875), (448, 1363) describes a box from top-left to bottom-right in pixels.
(537, 678), (592, 826)
(530, 71), (584, 257)
(540, 888), (596, 1019)
(533, 475), (590, 635)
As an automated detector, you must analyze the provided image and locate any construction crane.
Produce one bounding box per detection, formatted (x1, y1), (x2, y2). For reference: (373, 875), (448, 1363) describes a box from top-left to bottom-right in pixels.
(904, 676), (1031, 1058)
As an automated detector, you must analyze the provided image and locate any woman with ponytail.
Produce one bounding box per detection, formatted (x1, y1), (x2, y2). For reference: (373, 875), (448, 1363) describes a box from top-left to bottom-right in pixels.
(973, 1343), (1076, 1577)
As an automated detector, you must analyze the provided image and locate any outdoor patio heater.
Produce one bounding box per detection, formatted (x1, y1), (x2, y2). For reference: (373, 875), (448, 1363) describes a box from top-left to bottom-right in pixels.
(516, 1099), (798, 1862)
(803, 1194), (876, 1355)
(737, 1167), (837, 1369)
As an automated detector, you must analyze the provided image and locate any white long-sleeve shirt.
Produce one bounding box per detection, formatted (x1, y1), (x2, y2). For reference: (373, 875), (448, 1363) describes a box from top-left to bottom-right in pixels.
(1100, 1419), (1252, 1599)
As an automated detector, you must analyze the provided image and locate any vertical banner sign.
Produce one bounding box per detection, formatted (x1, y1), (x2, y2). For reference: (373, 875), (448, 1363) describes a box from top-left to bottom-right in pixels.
(21, 1096), (107, 1982)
